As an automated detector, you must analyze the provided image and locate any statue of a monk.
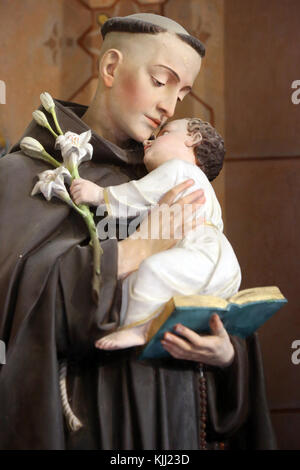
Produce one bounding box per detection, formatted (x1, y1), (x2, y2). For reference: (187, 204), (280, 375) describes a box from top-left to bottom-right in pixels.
(0, 13), (276, 450)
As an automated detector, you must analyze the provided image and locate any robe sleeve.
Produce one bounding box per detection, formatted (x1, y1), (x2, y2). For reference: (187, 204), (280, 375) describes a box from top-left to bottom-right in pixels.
(0, 149), (122, 359)
(55, 230), (122, 357)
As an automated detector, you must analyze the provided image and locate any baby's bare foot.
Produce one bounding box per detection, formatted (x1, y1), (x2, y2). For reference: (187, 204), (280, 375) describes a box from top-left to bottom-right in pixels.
(95, 323), (150, 350)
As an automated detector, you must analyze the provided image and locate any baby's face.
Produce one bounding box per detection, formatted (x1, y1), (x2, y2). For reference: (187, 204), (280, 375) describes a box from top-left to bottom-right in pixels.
(143, 119), (196, 171)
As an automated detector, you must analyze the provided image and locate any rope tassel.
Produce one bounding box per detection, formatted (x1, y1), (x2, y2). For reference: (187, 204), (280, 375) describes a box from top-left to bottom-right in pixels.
(59, 359), (83, 432)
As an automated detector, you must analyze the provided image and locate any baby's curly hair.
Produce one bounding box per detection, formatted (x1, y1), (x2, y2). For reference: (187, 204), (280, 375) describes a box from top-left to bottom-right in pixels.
(187, 118), (225, 182)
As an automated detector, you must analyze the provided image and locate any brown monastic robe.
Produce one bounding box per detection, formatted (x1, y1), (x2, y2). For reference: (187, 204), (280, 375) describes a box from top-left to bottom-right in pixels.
(0, 99), (276, 450)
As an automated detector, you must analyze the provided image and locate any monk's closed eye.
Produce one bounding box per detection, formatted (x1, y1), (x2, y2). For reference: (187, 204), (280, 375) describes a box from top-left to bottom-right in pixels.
(151, 77), (165, 87)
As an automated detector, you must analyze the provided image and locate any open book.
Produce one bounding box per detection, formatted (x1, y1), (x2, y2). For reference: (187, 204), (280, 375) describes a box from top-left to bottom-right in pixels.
(139, 286), (287, 360)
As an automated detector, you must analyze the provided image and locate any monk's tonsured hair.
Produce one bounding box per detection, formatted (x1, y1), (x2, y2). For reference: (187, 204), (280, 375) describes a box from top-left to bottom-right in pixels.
(101, 18), (206, 58)
(187, 119), (225, 182)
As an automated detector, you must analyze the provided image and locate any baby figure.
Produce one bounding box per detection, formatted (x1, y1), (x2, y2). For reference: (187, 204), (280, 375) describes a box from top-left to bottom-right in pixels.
(70, 118), (242, 350)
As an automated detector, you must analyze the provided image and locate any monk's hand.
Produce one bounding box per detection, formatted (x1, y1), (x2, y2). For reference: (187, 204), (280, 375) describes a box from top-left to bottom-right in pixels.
(130, 178), (206, 255)
(117, 179), (205, 279)
(70, 178), (104, 206)
(161, 314), (235, 367)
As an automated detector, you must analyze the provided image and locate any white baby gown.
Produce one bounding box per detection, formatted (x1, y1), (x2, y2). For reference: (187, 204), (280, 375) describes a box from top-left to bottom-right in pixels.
(100, 159), (242, 329)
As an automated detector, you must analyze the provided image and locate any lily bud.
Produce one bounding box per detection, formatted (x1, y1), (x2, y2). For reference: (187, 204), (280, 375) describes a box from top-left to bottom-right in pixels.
(20, 137), (45, 158)
(32, 110), (51, 128)
(20, 136), (61, 168)
(40, 92), (55, 112)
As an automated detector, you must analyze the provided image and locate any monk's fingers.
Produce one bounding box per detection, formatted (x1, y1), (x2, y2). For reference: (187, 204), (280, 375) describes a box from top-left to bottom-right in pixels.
(158, 179), (196, 206)
(173, 318), (230, 343)
(174, 189), (206, 208)
(190, 214), (208, 232)
(162, 325), (234, 366)
(183, 215), (204, 235)
(161, 339), (192, 360)
(159, 202), (206, 240)
(209, 314), (229, 340)
(172, 324), (211, 347)
(181, 327), (234, 366)
(162, 335), (224, 364)
(169, 193), (206, 238)
(168, 326), (222, 355)
(162, 331), (205, 354)
(161, 339), (206, 361)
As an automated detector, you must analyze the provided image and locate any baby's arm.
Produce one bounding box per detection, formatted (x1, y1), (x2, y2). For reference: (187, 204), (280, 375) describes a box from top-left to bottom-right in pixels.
(70, 178), (104, 206)
(104, 160), (187, 218)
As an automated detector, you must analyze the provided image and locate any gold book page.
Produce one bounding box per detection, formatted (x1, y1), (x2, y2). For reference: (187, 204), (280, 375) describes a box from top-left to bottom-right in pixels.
(147, 298), (176, 341)
(172, 295), (229, 309)
(228, 286), (286, 305)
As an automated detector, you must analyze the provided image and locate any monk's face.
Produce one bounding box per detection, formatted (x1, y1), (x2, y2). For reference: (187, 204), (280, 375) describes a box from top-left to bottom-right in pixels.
(108, 33), (201, 144)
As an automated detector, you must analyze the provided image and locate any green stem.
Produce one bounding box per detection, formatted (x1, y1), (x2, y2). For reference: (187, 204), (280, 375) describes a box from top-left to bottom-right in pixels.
(69, 199), (86, 218)
(82, 209), (103, 303)
(51, 108), (64, 136)
(46, 123), (58, 139)
(72, 166), (80, 179)
(70, 166), (103, 303)
(41, 150), (61, 168)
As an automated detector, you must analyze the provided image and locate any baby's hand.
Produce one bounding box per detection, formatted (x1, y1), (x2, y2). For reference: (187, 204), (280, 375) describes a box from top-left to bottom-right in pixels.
(70, 178), (104, 206)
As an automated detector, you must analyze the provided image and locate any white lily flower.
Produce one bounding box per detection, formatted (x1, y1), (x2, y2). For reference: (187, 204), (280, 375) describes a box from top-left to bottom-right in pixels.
(31, 166), (72, 205)
(20, 136), (45, 158)
(40, 92), (55, 112)
(55, 130), (93, 173)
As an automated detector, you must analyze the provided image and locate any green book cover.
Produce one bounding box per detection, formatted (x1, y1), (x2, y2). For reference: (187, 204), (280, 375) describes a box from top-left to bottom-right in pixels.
(138, 286), (287, 360)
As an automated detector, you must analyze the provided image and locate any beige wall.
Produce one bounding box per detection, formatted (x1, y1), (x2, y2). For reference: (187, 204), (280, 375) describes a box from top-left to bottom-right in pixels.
(167, 0), (226, 218)
(224, 0), (300, 450)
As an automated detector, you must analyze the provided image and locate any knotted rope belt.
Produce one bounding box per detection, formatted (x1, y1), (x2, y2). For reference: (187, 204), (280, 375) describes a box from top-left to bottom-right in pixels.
(59, 359), (83, 432)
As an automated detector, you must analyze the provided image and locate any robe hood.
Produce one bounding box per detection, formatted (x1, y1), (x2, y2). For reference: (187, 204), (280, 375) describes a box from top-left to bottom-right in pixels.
(9, 98), (145, 167)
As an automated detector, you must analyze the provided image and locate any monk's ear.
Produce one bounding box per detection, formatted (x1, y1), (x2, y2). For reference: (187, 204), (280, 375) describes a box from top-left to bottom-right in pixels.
(99, 49), (123, 88)
(184, 132), (202, 148)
